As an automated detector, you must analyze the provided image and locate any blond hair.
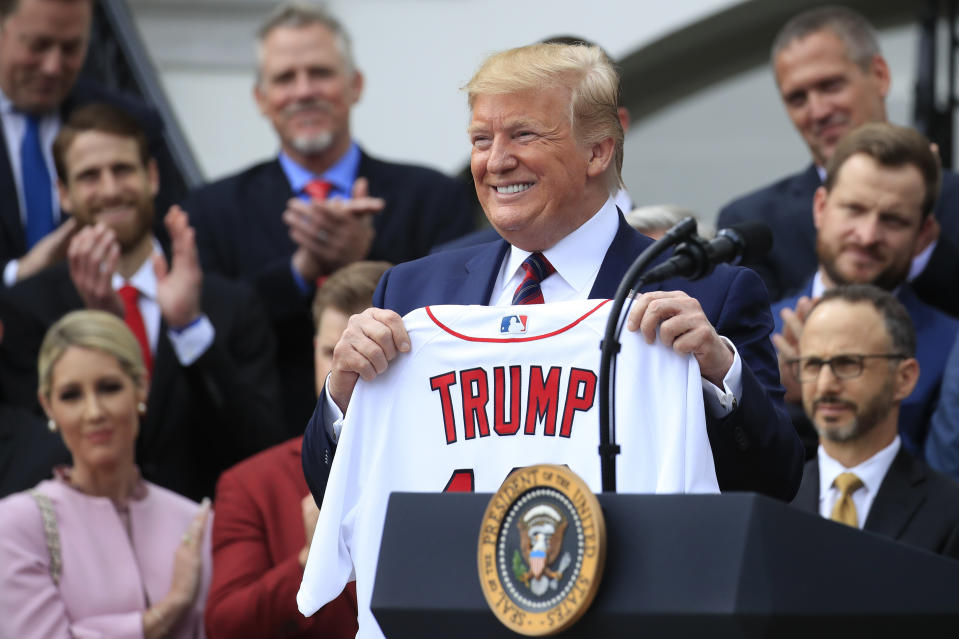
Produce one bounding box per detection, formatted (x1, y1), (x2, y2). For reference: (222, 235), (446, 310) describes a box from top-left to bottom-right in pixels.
(464, 43), (624, 192)
(38, 310), (146, 399)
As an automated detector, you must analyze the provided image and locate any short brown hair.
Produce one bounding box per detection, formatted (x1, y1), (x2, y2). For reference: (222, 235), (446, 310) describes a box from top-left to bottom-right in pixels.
(311, 261), (391, 330)
(824, 122), (941, 219)
(52, 102), (151, 182)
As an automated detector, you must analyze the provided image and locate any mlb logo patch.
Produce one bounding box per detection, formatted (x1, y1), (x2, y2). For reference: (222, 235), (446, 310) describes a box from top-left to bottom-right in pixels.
(500, 315), (528, 334)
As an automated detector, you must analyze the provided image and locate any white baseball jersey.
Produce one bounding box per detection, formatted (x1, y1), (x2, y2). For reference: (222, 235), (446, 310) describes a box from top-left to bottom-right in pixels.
(297, 299), (719, 637)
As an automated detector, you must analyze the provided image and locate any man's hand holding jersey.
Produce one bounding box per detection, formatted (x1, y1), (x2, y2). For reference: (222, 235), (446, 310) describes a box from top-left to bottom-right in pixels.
(327, 292), (735, 413)
(328, 308), (409, 413)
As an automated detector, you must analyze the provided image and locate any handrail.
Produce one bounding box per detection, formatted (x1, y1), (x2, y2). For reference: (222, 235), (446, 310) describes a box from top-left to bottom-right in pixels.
(84, 0), (204, 189)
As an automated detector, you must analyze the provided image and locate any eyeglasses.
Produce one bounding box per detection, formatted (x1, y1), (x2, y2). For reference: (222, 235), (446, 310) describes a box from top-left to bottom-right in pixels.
(787, 353), (907, 383)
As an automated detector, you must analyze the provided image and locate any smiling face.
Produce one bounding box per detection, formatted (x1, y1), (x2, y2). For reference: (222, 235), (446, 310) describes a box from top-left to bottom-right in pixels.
(254, 22), (362, 165)
(57, 130), (157, 251)
(468, 87), (611, 252)
(0, 0), (91, 114)
(813, 153), (929, 290)
(39, 345), (145, 474)
(774, 29), (889, 167)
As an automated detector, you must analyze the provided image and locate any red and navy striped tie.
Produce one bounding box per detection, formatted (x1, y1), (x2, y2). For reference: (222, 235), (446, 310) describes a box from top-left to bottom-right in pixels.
(512, 252), (555, 305)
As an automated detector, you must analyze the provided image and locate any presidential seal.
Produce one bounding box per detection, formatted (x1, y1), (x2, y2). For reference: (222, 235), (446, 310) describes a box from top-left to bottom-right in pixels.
(477, 464), (606, 636)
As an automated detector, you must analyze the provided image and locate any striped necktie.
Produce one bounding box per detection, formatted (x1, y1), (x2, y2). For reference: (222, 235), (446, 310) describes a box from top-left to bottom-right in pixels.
(512, 252), (555, 305)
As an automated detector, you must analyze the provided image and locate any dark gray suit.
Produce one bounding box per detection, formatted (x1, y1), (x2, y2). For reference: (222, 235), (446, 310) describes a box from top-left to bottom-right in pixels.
(792, 448), (959, 560)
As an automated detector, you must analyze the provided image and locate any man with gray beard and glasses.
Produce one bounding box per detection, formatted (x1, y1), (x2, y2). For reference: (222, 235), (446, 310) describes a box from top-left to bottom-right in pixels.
(789, 284), (959, 560)
(182, 3), (477, 436)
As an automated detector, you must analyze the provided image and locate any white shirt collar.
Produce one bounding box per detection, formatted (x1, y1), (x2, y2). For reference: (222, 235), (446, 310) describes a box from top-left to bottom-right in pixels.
(811, 270), (827, 298)
(110, 237), (161, 299)
(495, 197), (620, 303)
(813, 269), (902, 299)
(818, 435), (900, 502)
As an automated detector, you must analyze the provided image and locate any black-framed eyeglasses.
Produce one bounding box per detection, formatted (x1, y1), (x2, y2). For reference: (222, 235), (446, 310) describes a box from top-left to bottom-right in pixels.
(787, 353), (907, 383)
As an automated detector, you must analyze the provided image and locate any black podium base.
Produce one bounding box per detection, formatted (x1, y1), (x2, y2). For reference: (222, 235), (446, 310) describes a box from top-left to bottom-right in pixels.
(371, 492), (959, 638)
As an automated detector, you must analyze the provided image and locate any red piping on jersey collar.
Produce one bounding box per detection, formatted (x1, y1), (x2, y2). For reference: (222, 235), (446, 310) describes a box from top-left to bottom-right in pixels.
(424, 299), (611, 343)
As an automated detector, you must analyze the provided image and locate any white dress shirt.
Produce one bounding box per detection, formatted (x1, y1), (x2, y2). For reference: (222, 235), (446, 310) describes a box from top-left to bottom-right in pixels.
(0, 88), (62, 287)
(817, 436), (901, 528)
(113, 239), (215, 366)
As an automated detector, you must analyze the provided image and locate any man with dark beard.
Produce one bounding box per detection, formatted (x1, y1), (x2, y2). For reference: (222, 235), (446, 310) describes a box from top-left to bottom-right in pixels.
(772, 122), (959, 463)
(789, 284), (959, 559)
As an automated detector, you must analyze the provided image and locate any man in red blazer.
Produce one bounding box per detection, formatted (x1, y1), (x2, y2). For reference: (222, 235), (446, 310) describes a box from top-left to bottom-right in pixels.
(206, 261), (390, 639)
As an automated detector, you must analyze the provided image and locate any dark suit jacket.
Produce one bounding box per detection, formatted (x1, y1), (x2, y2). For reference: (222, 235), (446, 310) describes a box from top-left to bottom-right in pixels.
(773, 281), (959, 459)
(182, 151), (478, 437)
(206, 436), (357, 639)
(302, 214), (805, 504)
(718, 165), (959, 316)
(0, 78), (183, 278)
(792, 449), (959, 560)
(0, 403), (69, 498)
(0, 263), (285, 501)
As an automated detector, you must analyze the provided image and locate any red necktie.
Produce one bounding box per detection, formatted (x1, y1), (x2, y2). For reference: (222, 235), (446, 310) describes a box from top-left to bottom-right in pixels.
(118, 284), (154, 375)
(305, 179), (333, 289)
(304, 179), (331, 200)
(512, 252), (555, 305)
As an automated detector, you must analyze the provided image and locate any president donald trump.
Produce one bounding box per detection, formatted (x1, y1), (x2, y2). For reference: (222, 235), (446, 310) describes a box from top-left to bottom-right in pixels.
(302, 42), (803, 503)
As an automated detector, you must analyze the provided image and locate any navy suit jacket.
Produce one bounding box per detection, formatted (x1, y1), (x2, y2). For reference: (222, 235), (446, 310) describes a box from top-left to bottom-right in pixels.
(183, 151), (478, 437)
(302, 214), (805, 504)
(0, 78), (183, 279)
(773, 280), (959, 459)
(0, 263), (285, 501)
(718, 165), (959, 317)
(792, 449), (959, 560)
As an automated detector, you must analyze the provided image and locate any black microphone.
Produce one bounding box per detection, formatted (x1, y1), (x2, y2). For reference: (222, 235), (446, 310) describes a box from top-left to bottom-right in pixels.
(641, 220), (772, 284)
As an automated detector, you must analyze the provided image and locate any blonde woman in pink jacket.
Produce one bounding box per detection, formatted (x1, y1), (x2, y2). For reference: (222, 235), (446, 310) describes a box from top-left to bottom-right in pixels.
(0, 310), (212, 638)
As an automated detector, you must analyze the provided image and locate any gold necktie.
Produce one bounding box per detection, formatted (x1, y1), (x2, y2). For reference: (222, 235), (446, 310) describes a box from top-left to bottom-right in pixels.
(830, 472), (863, 527)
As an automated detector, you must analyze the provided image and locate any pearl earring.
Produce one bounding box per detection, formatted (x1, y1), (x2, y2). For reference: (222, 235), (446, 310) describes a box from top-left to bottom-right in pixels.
(138, 402), (147, 415)
(47, 419), (57, 433)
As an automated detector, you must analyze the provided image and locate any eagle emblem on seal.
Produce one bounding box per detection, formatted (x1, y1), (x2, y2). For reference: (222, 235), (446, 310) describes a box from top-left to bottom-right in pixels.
(513, 503), (572, 596)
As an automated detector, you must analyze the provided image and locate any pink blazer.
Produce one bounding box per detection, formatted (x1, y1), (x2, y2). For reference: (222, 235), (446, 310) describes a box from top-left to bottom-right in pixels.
(0, 476), (212, 638)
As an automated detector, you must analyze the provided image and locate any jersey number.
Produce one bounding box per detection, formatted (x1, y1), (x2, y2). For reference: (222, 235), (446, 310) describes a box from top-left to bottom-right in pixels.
(443, 467), (528, 493)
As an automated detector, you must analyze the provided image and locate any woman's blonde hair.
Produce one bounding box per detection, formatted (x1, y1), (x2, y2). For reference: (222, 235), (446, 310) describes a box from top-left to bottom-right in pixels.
(38, 310), (146, 399)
